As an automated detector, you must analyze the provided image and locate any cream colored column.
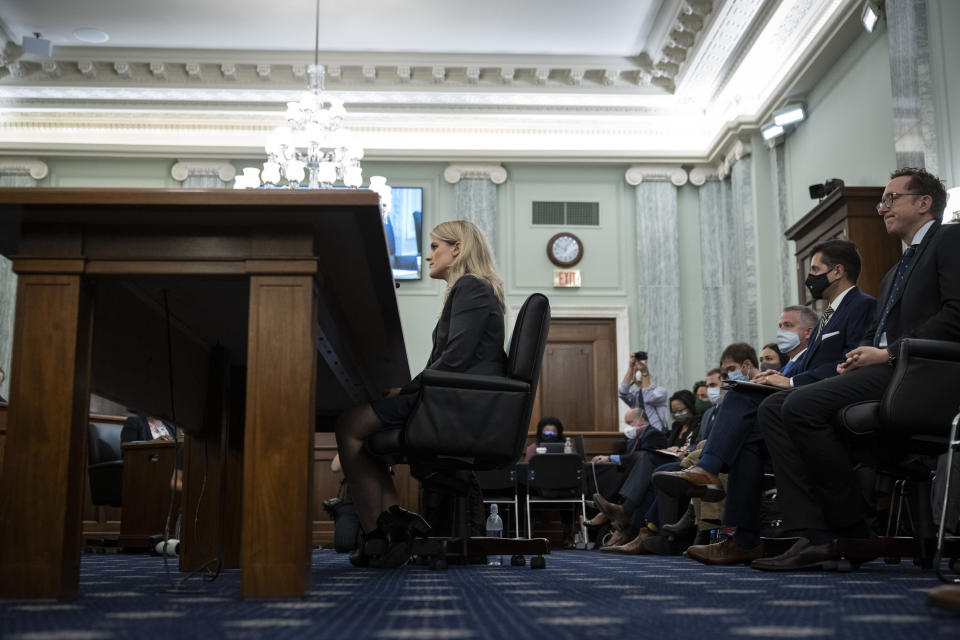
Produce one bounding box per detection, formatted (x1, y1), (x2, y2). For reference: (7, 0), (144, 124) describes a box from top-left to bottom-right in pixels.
(444, 164), (508, 260)
(171, 160), (236, 188)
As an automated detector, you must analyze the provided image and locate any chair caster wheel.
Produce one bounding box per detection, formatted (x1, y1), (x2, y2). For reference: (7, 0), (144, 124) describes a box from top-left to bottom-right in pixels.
(510, 555), (526, 566)
(430, 558), (448, 571)
(836, 559), (852, 572)
(531, 555), (546, 569)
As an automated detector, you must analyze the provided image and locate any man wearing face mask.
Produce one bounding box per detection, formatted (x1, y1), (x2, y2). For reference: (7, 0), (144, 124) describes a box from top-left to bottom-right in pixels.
(754, 241), (876, 390)
(656, 242), (875, 565)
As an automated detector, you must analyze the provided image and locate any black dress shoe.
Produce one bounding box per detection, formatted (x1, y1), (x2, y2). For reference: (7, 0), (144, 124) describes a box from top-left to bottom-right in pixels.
(375, 506), (431, 569)
(349, 529), (387, 568)
(750, 537), (840, 571)
(661, 504), (696, 536)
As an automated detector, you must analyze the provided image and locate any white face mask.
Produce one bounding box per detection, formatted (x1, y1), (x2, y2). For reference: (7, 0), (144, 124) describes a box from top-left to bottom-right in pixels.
(706, 386), (722, 404)
(776, 329), (801, 354)
(624, 425), (639, 439)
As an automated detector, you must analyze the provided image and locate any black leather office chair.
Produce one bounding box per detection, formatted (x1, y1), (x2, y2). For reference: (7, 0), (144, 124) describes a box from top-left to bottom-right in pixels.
(88, 422), (124, 508)
(367, 293), (552, 569)
(839, 338), (960, 580)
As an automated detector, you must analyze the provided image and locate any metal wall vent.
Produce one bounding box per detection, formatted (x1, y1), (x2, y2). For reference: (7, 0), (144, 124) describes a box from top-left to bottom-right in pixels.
(532, 201), (599, 226)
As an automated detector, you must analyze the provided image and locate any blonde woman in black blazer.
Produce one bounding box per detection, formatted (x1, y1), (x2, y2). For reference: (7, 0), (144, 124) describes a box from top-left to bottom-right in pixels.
(335, 220), (506, 568)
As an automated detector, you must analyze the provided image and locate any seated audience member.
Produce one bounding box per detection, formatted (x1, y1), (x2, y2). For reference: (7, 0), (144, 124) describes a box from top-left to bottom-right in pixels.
(692, 380), (708, 416)
(659, 241), (875, 565)
(755, 168), (959, 572)
(618, 351), (669, 431)
(591, 390), (703, 555)
(121, 413), (176, 443)
(586, 409), (668, 547)
(523, 416), (565, 462)
(664, 390), (701, 453)
(759, 342), (788, 371)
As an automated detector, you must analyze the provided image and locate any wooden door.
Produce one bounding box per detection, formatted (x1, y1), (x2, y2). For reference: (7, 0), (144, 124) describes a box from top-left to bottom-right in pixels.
(531, 318), (618, 432)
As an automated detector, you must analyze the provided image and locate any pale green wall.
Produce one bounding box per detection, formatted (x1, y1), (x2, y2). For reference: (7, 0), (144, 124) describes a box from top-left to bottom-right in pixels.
(38, 158), (180, 188)
(750, 133), (783, 348)
(782, 28), (896, 226)
(929, 0), (960, 190)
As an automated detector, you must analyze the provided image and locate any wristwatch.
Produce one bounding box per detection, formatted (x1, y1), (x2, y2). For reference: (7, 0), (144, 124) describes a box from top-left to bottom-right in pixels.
(887, 346), (897, 366)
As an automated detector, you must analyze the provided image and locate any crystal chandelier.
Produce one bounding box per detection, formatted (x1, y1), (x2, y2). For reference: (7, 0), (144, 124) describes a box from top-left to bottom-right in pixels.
(234, 0), (390, 209)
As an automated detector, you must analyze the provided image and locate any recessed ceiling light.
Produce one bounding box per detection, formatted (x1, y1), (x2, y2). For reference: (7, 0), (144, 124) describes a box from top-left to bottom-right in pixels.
(73, 28), (109, 44)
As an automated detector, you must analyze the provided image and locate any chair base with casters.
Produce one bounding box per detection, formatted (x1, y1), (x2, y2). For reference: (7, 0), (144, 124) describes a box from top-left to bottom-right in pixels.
(364, 293), (553, 569)
(837, 338), (960, 578)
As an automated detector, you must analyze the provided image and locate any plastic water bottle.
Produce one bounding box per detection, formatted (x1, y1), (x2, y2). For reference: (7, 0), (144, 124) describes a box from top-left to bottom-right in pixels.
(486, 504), (504, 565)
(564, 437), (573, 454)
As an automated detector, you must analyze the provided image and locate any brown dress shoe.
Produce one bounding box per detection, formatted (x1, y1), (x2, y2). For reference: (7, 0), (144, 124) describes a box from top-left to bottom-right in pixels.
(609, 528), (652, 555)
(599, 528), (630, 552)
(592, 493), (630, 530)
(652, 466), (725, 502)
(687, 537), (764, 565)
(927, 585), (960, 614)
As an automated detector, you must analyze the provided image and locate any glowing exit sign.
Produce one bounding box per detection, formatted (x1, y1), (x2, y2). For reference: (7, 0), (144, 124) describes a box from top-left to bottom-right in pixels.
(553, 269), (581, 287)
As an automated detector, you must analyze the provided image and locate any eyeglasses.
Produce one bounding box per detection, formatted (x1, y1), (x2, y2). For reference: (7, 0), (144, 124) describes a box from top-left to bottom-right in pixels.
(876, 192), (927, 212)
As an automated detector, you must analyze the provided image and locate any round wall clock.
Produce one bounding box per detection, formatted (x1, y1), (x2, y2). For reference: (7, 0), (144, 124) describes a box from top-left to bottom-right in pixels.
(546, 232), (584, 267)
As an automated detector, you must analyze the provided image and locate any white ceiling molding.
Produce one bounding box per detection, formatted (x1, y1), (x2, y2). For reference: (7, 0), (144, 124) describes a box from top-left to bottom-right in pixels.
(0, 0), (859, 162)
(716, 138), (752, 179)
(0, 157), (49, 180)
(170, 159), (236, 183)
(624, 165), (689, 186)
(443, 164), (508, 185)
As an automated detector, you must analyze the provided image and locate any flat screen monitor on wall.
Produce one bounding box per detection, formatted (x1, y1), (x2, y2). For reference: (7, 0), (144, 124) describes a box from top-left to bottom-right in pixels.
(384, 187), (423, 280)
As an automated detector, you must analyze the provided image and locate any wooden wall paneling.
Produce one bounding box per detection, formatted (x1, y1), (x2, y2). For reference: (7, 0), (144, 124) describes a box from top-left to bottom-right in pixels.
(312, 432), (340, 546)
(241, 275), (316, 598)
(0, 273), (93, 599)
(0, 403), (7, 472)
(786, 187), (900, 306)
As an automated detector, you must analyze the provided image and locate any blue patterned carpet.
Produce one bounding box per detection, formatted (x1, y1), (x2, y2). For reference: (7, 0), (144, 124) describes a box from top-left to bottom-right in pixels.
(2, 548), (959, 639)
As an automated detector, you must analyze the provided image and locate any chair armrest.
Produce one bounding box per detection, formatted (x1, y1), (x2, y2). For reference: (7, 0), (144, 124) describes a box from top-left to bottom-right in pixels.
(420, 369), (529, 393)
(881, 339), (960, 436)
(899, 338), (960, 363)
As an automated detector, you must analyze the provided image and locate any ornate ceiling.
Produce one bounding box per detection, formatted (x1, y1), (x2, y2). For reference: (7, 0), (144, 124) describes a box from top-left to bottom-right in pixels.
(0, 0), (862, 164)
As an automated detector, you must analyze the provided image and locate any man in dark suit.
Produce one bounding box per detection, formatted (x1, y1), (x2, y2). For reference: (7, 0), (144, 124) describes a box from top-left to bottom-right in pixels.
(654, 241), (876, 564)
(753, 167), (960, 571)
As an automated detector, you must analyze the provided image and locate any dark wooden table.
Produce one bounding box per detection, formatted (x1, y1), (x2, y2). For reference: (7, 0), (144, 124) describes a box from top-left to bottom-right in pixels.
(0, 188), (409, 599)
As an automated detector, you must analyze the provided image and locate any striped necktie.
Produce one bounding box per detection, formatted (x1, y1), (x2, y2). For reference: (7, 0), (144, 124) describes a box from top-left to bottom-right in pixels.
(873, 245), (917, 347)
(812, 306), (834, 342)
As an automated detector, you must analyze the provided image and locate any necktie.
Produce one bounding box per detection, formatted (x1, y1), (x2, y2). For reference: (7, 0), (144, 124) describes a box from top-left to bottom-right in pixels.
(781, 360), (794, 377)
(812, 306), (834, 342)
(873, 245), (917, 347)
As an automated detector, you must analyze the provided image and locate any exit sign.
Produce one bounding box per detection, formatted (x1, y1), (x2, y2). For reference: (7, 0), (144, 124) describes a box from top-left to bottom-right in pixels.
(553, 270), (581, 287)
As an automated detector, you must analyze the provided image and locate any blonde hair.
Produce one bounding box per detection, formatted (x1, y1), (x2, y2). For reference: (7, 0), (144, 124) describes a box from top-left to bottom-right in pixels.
(431, 220), (505, 311)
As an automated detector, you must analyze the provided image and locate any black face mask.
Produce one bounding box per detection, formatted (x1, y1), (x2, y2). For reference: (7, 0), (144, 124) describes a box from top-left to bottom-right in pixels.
(805, 271), (832, 300)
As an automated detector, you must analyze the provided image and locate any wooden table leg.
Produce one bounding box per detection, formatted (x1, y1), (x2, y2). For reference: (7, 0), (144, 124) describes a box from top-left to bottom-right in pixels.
(241, 275), (316, 598)
(0, 274), (93, 599)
